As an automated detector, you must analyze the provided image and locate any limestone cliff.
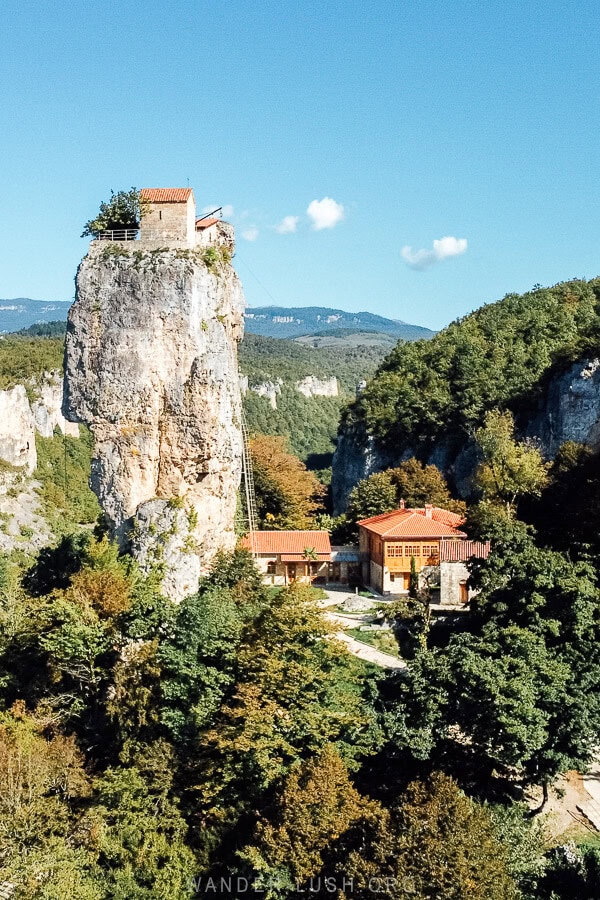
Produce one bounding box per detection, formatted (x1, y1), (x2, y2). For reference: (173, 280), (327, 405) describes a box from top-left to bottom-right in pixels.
(63, 241), (245, 601)
(239, 376), (282, 409)
(295, 375), (338, 398)
(332, 355), (600, 513)
(0, 371), (79, 475)
(31, 372), (80, 439)
(523, 357), (600, 455)
(0, 385), (37, 473)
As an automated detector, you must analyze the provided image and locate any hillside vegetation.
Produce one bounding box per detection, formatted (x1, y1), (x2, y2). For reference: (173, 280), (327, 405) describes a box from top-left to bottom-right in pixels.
(344, 278), (600, 453)
(2, 288), (600, 895)
(0, 333), (64, 390)
(239, 333), (387, 461)
(238, 332), (386, 390)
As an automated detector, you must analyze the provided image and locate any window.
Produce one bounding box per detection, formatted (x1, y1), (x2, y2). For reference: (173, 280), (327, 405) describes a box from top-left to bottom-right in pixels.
(422, 545), (439, 560)
(459, 581), (469, 603)
(405, 545), (420, 557)
(386, 544), (403, 557)
(266, 561), (276, 575)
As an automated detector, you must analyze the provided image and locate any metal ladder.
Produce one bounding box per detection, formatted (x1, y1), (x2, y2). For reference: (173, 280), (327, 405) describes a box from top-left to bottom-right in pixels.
(223, 330), (258, 555)
(240, 413), (258, 555)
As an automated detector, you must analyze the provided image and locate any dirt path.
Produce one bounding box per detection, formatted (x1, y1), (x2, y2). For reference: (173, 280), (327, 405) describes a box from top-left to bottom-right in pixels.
(333, 629), (407, 669)
(318, 589), (406, 670)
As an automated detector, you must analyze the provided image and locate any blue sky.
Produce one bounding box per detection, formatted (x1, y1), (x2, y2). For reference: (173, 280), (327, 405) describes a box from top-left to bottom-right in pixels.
(0, 0), (598, 330)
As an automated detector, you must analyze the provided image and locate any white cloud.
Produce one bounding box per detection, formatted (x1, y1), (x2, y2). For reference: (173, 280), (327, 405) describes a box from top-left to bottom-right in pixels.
(275, 215), (299, 234)
(306, 197), (345, 230)
(242, 227), (259, 242)
(202, 203), (234, 218)
(401, 236), (468, 270)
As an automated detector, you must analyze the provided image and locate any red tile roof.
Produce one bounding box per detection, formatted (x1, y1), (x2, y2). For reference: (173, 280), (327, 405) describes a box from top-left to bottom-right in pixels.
(240, 530), (331, 558)
(280, 554), (327, 563)
(196, 216), (219, 230)
(358, 507), (466, 539)
(439, 540), (491, 561)
(140, 188), (193, 203)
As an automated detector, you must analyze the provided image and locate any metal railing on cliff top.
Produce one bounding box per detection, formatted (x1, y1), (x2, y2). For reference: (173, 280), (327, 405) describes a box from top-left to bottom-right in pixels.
(96, 229), (139, 241)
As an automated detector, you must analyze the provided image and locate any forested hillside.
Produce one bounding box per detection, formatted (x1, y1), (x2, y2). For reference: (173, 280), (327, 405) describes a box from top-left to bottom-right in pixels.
(239, 333), (387, 462)
(343, 278), (600, 452)
(2, 286), (600, 895)
(0, 332), (63, 390)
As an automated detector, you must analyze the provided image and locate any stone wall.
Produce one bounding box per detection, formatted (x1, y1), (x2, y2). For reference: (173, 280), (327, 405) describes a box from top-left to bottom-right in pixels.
(139, 196), (195, 242)
(439, 561), (469, 606)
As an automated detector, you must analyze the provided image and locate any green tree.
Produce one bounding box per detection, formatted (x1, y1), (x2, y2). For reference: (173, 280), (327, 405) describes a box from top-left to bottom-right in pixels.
(239, 745), (381, 895)
(386, 512), (600, 804)
(0, 706), (99, 898)
(158, 583), (247, 744)
(387, 458), (466, 513)
(345, 461), (464, 531)
(524, 442), (600, 556)
(81, 188), (149, 237)
(250, 434), (326, 529)
(191, 585), (381, 833)
(408, 555), (418, 598)
(345, 277), (600, 459)
(346, 471), (397, 523)
(23, 532), (92, 597)
(538, 843), (600, 899)
(86, 765), (195, 897)
(340, 773), (517, 900)
(473, 410), (549, 510)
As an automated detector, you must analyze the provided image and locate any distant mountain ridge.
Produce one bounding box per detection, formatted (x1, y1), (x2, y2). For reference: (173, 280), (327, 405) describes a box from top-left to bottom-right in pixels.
(0, 299), (434, 342)
(244, 306), (434, 341)
(0, 298), (71, 333)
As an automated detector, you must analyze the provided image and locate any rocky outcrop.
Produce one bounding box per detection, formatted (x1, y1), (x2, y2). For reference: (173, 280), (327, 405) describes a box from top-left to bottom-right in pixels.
(332, 355), (600, 513)
(295, 375), (338, 398)
(0, 373), (80, 477)
(248, 380), (282, 410)
(64, 241), (245, 602)
(239, 373), (338, 408)
(31, 372), (80, 439)
(130, 500), (201, 602)
(331, 429), (387, 514)
(239, 375), (283, 409)
(523, 357), (600, 456)
(0, 374), (80, 555)
(0, 385), (37, 473)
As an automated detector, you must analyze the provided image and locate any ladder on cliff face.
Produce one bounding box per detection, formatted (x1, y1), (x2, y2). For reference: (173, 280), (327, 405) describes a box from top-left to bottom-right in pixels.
(222, 318), (258, 555)
(240, 414), (258, 555)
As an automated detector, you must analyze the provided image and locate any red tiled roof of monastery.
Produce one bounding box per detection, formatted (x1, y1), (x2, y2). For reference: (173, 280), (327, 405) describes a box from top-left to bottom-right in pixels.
(140, 188), (193, 203)
(240, 530), (331, 557)
(195, 216), (219, 230)
(358, 507), (466, 539)
(439, 540), (491, 561)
